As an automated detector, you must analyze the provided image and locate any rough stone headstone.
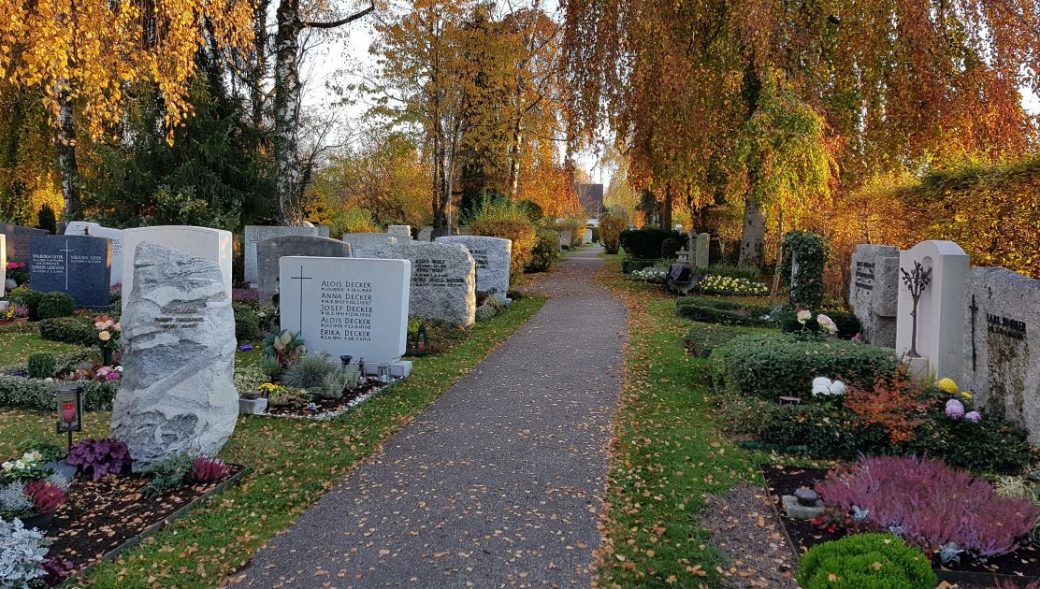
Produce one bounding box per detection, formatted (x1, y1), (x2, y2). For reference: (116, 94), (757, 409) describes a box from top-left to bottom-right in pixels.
(257, 235), (352, 308)
(849, 244), (900, 347)
(110, 243), (237, 469)
(244, 225), (329, 287)
(387, 225), (413, 240)
(435, 235), (511, 295)
(341, 233), (398, 258)
(0, 234), (6, 297)
(28, 234), (112, 308)
(962, 267), (1040, 443)
(695, 233), (710, 269)
(122, 226), (233, 312)
(896, 240), (969, 382)
(279, 256), (410, 366)
(559, 230), (572, 250)
(0, 223), (48, 261)
(417, 226), (434, 242)
(374, 241), (476, 327)
(65, 221), (124, 287)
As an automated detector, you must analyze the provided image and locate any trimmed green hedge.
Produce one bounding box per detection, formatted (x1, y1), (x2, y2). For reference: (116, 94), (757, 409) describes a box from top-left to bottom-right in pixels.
(684, 323), (763, 358)
(619, 229), (681, 259)
(797, 534), (936, 589)
(709, 332), (898, 401)
(775, 306), (862, 340)
(39, 316), (97, 346)
(0, 376), (118, 411)
(676, 297), (774, 327)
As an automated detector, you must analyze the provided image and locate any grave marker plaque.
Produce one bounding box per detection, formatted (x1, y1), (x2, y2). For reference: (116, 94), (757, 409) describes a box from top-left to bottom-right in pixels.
(0, 223), (48, 261)
(28, 234), (111, 308)
(65, 221), (124, 286)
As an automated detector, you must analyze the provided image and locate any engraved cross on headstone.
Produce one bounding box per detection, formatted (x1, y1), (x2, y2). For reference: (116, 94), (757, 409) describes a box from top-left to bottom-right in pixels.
(290, 265), (312, 329)
(969, 294), (979, 372)
(59, 239), (74, 291)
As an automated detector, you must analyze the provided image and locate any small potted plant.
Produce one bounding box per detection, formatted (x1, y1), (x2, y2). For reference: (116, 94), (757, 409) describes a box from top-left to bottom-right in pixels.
(93, 316), (121, 366)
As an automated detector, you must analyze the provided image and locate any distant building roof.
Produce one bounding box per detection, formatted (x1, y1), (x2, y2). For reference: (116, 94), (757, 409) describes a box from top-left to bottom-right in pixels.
(575, 183), (604, 216)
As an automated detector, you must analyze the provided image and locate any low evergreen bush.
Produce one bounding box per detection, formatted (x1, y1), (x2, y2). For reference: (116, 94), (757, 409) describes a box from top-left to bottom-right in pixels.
(797, 534), (936, 589)
(619, 228), (680, 259)
(525, 228), (559, 273)
(709, 332), (897, 401)
(233, 303), (260, 342)
(684, 323), (761, 358)
(38, 316), (96, 346)
(704, 263), (761, 282)
(0, 377), (117, 411)
(776, 306), (862, 340)
(26, 353), (56, 379)
(675, 297), (774, 327)
(35, 292), (76, 320)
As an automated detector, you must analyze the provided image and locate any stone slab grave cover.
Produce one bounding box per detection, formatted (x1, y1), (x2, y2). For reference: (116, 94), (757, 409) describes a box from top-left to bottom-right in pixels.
(65, 221), (124, 287)
(962, 267), (1040, 443)
(257, 235), (352, 308)
(110, 243), (237, 469)
(0, 223), (48, 261)
(435, 235), (511, 295)
(896, 240), (970, 382)
(374, 241), (476, 326)
(417, 226), (434, 242)
(28, 234), (112, 309)
(279, 256), (411, 367)
(122, 226), (233, 312)
(342, 233), (398, 258)
(695, 233), (710, 269)
(388, 225), (413, 240)
(243, 225), (329, 287)
(849, 244), (900, 347)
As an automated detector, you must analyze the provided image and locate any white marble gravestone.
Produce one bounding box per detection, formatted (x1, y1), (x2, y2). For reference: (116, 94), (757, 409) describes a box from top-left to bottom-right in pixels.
(435, 235), (511, 294)
(896, 240), (970, 382)
(342, 233), (398, 258)
(374, 241), (476, 327)
(695, 233), (710, 269)
(122, 226), (233, 311)
(279, 256), (411, 367)
(243, 225), (329, 287)
(388, 225), (413, 240)
(65, 221), (124, 287)
(962, 267), (1040, 442)
(849, 244), (900, 347)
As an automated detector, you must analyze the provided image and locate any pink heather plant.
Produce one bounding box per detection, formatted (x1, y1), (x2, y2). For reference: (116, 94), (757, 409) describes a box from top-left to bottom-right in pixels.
(816, 456), (1040, 558)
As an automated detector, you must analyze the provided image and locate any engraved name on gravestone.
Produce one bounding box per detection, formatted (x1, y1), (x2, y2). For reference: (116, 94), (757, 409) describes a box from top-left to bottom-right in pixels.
(243, 225), (329, 287)
(65, 222), (124, 287)
(279, 256), (410, 366)
(0, 223), (48, 261)
(257, 235), (352, 308)
(962, 267), (1040, 443)
(28, 234), (112, 308)
(849, 244), (900, 347)
(435, 235), (511, 295)
(374, 241), (476, 326)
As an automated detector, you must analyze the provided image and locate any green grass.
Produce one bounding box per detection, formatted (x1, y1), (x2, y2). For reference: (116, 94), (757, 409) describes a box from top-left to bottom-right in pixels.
(596, 254), (766, 588)
(0, 295), (544, 588)
(0, 329), (80, 366)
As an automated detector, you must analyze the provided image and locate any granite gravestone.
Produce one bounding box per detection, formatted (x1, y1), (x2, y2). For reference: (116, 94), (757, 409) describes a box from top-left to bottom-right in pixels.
(388, 225), (413, 240)
(695, 233), (710, 269)
(417, 226), (434, 242)
(28, 234), (112, 308)
(110, 243), (237, 469)
(279, 256), (411, 367)
(559, 231), (572, 250)
(243, 225), (329, 287)
(257, 236), (352, 308)
(431, 227), (459, 240)
(962, 267), (1040, 443)
(896, 240), (970, 382)
(435, 236), (511, 295)
(849, 244), (900, 347)
(374, 241), (476, 327)
(122, 226), (233, 311)
(65, 221), (124, 286)
(342, 233), (398, 258)
(0, 223), (48, 262)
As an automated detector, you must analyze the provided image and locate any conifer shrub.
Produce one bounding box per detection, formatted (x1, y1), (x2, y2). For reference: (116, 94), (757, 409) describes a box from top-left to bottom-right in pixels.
(797, 533), (936, 589)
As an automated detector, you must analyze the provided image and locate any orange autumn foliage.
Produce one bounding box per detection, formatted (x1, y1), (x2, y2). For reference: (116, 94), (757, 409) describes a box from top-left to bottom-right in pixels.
(843, 372), (932, 445)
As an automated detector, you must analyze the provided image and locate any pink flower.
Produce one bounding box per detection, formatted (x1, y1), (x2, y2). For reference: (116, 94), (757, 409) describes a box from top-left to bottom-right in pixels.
(946, 399), (966, 419)
(106, 371), (121, 381)
(817, 313), (839, 335)
(965, 411), (981, 423)
(797, 309), (812, 325)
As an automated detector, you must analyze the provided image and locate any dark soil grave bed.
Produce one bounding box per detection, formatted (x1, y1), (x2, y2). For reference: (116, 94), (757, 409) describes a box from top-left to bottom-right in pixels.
(44, 464), (247, 587)
(262, 380), (385, 418)
(762, 464), (1040, 587)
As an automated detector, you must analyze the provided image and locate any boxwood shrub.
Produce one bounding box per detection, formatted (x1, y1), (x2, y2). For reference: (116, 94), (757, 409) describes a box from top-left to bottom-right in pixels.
(676, 297), (774, 327)
(797, 534), (936, 589)
(0, 376), (117, 411)
(36, 292), (76, 320)
(619, 228), (680, 259)
(709, 332), (898, 401)
(684, 323), (763, 358)
(525, 228), (560, 273)
(39, 316), (96, 346)
(775, 306), (862, 340)
(233, 303), (261, 342)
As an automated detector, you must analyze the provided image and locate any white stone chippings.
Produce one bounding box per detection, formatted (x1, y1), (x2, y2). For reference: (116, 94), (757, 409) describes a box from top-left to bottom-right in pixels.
(110, 243), (237, 470)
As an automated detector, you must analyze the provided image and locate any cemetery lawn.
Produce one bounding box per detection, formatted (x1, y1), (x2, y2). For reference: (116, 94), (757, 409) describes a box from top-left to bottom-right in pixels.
(0, 295), (544, 589)
(596, 255), (767, 588)
(0, 328), (80, 366)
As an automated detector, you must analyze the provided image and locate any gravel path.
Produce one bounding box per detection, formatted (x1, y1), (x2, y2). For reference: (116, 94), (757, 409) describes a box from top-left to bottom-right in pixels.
(232, 247), (627, 588)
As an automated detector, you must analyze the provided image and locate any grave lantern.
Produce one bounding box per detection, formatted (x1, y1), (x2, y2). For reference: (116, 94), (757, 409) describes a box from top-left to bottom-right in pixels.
(55, 386), (83, 452)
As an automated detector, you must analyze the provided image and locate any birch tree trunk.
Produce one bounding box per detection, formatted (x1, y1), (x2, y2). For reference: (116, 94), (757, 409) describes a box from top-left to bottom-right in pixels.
(738, 192), (766, 267)
(56, 90), (81, 224)
(273, 0), (304, 225)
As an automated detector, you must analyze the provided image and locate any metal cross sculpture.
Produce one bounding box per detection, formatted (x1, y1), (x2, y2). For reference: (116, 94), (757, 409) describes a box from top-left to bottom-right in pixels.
(900, 260), (933, 358)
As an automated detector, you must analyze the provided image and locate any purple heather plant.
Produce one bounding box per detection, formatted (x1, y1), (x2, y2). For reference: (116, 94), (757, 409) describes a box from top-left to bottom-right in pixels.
(232, 288), (259, 303)
(816, 456), (1040, 558)
(188, 457), (230, 483)
(66, 439), (130, 481)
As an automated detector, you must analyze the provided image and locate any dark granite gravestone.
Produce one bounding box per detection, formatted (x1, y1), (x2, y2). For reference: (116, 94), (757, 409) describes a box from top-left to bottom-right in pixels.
(0, 223), (49, 261)
(29, 234), (112, 308)
(257, 235), (352, 308)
